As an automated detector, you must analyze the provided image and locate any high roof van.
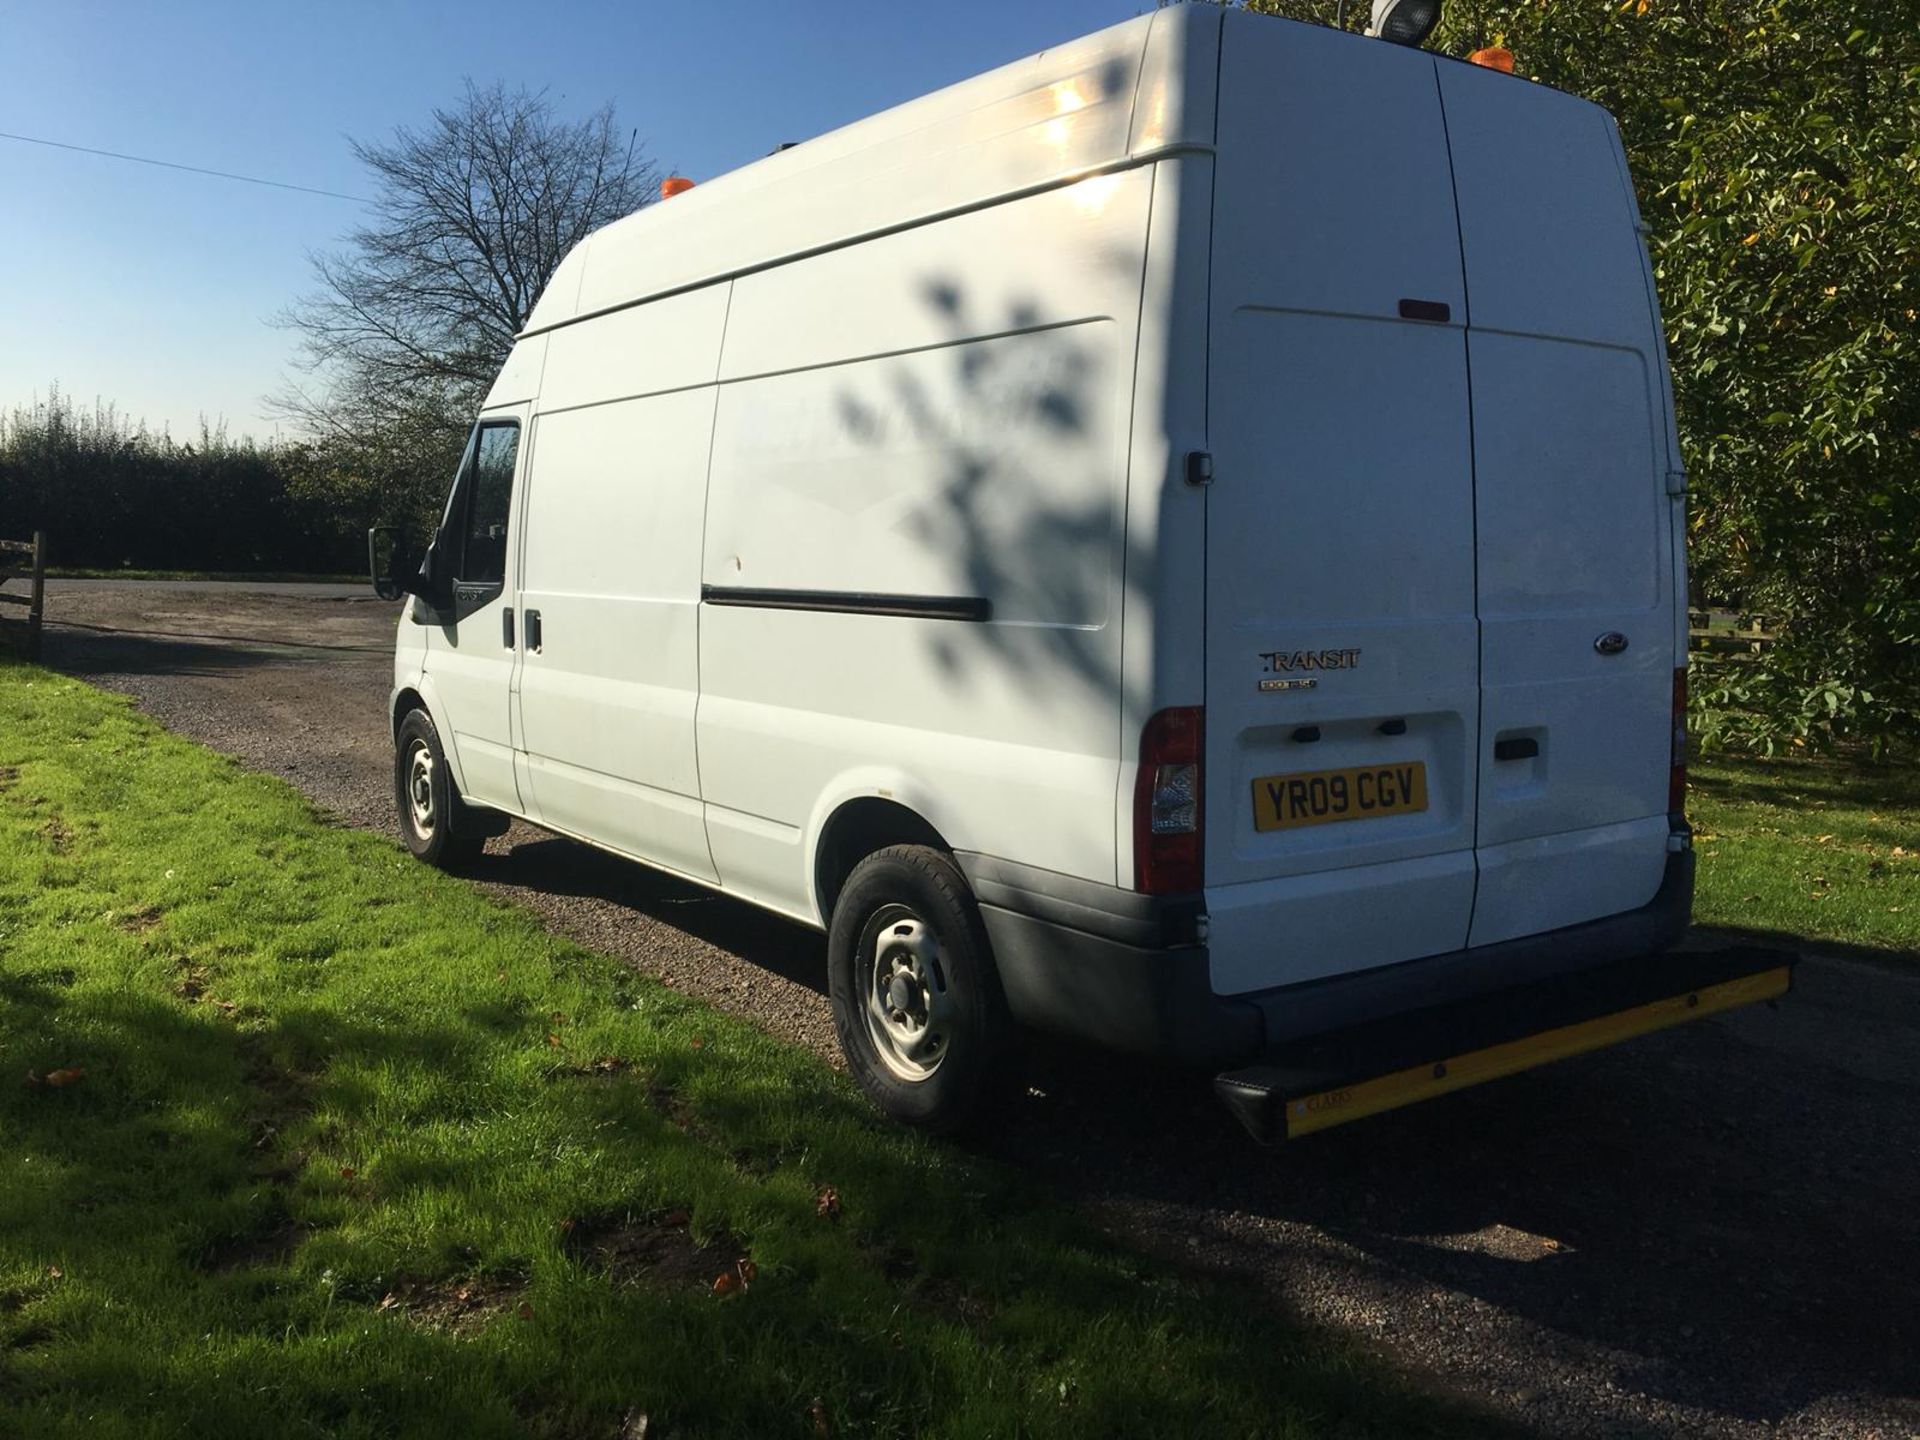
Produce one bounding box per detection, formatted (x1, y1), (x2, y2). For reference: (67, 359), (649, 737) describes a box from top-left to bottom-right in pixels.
(372, 6), (1791, 1138)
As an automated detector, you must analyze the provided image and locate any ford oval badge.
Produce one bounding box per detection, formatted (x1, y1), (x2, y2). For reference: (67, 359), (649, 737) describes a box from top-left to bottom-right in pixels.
(1594, 631), (1630, 656)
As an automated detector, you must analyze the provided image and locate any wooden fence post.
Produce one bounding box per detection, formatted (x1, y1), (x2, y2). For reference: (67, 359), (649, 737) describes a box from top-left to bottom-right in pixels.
(0, 531), (48, 660)
(28, 530), (46, 661)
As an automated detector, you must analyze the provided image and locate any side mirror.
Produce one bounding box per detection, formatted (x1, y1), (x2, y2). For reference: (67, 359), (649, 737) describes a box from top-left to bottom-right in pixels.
(369, 526), (425, 603)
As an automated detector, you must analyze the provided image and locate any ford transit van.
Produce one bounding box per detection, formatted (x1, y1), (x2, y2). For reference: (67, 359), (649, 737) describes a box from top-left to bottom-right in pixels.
(372, 7), (1791, 1137)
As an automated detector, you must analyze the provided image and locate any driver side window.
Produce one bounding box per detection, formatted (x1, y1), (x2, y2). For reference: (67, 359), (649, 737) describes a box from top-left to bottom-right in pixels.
(453, 422), (521, 586)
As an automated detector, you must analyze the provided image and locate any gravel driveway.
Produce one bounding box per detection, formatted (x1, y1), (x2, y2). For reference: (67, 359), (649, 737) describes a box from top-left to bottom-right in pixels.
(37, 578), (1920, 1439)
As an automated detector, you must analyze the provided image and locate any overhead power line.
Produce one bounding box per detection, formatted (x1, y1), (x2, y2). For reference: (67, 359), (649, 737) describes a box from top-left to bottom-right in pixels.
(0, 129), (369, 203)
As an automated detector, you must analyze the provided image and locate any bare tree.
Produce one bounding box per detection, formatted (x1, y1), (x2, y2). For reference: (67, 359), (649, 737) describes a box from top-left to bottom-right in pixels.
(274, 81), (657, 530)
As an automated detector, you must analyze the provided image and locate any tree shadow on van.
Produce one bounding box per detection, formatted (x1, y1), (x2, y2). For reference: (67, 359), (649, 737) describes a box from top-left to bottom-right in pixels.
(824, 251), (1152, 716)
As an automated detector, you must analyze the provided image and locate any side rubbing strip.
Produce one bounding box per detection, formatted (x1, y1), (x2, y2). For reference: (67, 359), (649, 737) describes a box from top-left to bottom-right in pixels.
(700, 586), (991, 622)
(1397, 298), (1453, 323)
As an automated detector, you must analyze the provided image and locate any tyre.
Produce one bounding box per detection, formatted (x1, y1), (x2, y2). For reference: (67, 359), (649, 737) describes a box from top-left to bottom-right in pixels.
(827, 844), (1011, 1133)
(394, 708), (487, 870)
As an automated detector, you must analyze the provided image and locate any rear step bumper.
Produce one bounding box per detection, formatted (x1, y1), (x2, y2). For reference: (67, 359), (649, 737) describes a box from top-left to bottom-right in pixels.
(1215, 945), (1794, 1141)
(961, 847), (1698, 1070)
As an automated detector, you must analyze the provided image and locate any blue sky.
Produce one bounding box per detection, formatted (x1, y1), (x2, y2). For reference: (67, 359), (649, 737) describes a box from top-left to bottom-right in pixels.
(0, 0), (1145, 440)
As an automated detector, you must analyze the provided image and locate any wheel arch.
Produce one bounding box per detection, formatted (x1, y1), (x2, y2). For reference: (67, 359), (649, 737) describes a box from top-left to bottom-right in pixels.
(810, 790), (958, 928)
(388, 677), (469, 797)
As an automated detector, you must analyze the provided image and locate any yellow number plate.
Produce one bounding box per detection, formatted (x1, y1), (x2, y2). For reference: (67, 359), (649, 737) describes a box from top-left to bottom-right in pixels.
(1252, 761), (1429, 832)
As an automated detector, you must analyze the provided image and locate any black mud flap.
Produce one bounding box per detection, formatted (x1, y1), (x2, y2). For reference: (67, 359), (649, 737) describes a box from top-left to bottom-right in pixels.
(1216, 945), (1794, 1143)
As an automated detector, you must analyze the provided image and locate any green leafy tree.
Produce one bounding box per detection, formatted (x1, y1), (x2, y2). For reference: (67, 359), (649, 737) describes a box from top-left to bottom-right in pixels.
(1247, 0), (1920, 752)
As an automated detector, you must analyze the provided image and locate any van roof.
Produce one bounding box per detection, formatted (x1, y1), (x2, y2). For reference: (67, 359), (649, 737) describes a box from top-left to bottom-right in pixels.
(519, 9), (1602, 340)
(519, 6), (1222, 336)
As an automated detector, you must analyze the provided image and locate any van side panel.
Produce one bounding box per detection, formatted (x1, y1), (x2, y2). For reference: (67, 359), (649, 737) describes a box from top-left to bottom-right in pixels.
(513, 287), (730, 883)
(1438, 67), (1677, 947)
(699, 174), (1152, 917)
(537, 286), (728, 410)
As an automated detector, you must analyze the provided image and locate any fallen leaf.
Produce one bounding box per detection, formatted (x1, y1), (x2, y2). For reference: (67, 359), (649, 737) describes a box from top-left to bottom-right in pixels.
(815, 1187), (842, 1222)
(712, 1271), (741, 1296)
(808, 1398), (831, 1438)
(1815, 834), (1835, 844)
(455, 1287), (472, 1303)
(517, 1301), (535, 1320)
(618, 1411), (650, 1440)
(339, 1166), (357, 1180)
(663, 1209), (691, 1228)
(42, 1068), (84, 1088)
(377, 1292), (399, 1312)
(1741, 231), (1760, 245)
(690, 1036), (705, 1050)
(46, 1265), (62, 1281)
(546, 1032), (563, 1048)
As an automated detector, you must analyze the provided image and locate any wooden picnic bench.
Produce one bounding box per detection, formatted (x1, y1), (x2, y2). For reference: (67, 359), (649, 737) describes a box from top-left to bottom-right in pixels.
(0, 531), (47, 661)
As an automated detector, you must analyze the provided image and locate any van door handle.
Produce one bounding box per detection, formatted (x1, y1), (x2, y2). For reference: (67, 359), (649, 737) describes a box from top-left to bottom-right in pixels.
(502, 607), (515, 650)
(524, 609), (542, 653)
(1494, 737), (1540, 761)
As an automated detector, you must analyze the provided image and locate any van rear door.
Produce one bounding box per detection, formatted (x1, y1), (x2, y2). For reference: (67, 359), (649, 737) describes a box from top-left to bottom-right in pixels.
(1203, 17), (1480, 994)
(1437, 66), (1678, 947)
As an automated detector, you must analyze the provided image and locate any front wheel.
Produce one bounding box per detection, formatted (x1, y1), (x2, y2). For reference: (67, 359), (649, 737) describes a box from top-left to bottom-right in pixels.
(394, 709), (486, 869)
(827, 845), (1011, 1134)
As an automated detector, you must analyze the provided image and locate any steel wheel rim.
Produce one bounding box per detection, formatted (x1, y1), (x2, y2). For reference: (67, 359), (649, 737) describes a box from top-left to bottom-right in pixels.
(405, 739), (436, 835)
(861, 905), (954, 1082)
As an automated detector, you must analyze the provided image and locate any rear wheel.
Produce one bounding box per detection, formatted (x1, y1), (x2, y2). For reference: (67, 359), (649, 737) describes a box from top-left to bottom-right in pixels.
(394, 709), (486, 869)
(827, 845), (1011, 1133)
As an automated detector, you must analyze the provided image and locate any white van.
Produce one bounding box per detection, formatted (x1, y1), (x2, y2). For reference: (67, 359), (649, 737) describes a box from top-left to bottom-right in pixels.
(373, 7), (1791, 1138)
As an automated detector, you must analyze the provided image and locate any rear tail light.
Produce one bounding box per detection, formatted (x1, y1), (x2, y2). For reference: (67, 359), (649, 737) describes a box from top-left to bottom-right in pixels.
(1135, 706), (1203, 894)
(1670, 666), (1689, 818)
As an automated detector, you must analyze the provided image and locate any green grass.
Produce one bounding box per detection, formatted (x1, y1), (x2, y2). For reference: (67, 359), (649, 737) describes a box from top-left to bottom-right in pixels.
(43, 568), (361, 583)
(0, 662), (1489, 1440)
(1692, 755), (1920, 958)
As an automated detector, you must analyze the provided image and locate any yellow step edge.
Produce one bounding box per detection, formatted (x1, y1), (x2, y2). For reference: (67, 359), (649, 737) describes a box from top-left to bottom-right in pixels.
(1284, 966), (1793, 1139)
